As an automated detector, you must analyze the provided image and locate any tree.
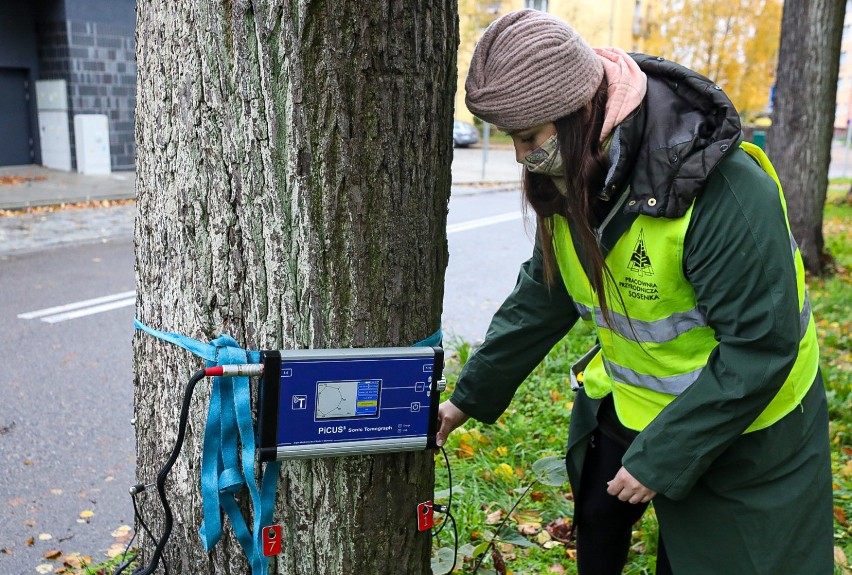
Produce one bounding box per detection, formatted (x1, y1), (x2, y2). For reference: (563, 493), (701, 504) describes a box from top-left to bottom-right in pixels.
(765, 0), (845, 274)
(644, 0), (782, 118)
(132, 1), (457, 573)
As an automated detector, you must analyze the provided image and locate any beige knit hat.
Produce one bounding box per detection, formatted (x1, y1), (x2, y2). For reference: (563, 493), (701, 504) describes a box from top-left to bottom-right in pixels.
(465, 9), (604, 131)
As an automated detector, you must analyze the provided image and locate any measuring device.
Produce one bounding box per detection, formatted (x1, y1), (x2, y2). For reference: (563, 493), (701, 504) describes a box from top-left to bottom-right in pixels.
(256, 347), (445, 460)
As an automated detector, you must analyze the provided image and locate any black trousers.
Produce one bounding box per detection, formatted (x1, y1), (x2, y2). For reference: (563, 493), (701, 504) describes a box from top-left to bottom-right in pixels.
(573, 428), (673, 575)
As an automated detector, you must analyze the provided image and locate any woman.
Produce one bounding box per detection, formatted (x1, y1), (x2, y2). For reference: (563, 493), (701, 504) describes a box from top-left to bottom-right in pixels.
(436, 9), (833, 575)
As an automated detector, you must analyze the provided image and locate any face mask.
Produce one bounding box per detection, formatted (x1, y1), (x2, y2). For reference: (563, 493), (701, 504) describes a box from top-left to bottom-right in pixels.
(521, 134), (563, 177)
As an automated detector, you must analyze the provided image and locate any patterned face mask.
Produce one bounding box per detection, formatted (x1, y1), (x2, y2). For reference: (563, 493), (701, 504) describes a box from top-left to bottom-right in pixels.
(521, 134), (563, 177)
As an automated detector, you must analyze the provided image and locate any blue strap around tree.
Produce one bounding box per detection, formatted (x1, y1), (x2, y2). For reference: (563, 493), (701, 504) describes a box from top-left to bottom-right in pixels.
(134, 319), (275, 575)
(134, 318), (441, 574)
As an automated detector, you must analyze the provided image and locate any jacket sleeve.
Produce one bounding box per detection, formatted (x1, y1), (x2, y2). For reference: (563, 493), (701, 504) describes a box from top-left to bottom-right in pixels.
(449, 236), (579, 423)
(622, 150), (804, 500)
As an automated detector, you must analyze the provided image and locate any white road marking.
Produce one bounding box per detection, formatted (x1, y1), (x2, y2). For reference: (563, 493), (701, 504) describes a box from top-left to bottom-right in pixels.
(446, 211), (523, 234)
(19, 212), (524, 323)
(18, 290), (136, 322)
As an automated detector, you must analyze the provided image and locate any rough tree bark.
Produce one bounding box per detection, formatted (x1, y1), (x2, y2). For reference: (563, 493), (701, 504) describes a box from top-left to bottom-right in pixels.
(765, 0), (845, 274)
(133, 1), (457, 573)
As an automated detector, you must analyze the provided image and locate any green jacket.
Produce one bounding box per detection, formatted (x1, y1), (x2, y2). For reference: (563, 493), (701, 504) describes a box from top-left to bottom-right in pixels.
(449, 55), (833, 574)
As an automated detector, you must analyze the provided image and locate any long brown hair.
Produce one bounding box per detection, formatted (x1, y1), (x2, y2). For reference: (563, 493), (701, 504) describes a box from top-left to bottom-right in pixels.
(523, 78), (617, 321)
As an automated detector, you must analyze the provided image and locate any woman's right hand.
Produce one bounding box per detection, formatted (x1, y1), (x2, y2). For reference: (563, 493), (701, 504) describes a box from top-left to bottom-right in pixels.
(436, 400), (470, 447)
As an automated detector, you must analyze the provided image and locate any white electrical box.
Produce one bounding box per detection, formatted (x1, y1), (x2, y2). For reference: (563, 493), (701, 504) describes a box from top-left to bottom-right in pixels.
(74, 114), (111, 175)
(35, 80), (72, 172)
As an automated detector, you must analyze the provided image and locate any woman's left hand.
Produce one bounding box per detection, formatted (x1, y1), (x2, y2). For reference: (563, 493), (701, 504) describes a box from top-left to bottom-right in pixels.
(607, 466), (657, 504)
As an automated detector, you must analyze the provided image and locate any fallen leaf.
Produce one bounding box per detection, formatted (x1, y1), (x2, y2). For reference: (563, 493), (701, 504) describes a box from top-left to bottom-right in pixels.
(455, 443), (475, 458)
(50, 489), (63, 496)
(43, 550), (61, 560)
(486, 509), (506, 525)
(835, 506), (848, 527)
(107, 543), (126, 558)
(530, 491), (547, 502)
(545, 517), (574, 544)
(26, 537), (35, 546)
(1, 548), (11, 554)
(836, 546), (849, 566)
(79, 510), (94, 519)
(24, 459), (32, 465)
(38, 533), (53, 541)
(517, 522), (541, 536)
(548, 564), (567, 574)
(111, 525), (132, 538)
(25, 520), (35, 527)
(491, 545), (507, 575)
(35, 565), (53, 574)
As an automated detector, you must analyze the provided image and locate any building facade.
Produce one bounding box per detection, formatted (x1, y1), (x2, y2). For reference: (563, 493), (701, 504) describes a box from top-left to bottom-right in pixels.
(836, 1), (852, 133)
(0, 0), (136, 170)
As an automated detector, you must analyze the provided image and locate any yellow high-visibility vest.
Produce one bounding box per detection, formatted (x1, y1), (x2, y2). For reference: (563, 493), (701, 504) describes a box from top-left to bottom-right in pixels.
(553, 142), (819, 432)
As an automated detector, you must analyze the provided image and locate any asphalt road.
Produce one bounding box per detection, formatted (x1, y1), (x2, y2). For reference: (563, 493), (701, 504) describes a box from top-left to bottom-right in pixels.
(0, 164), (532, 573)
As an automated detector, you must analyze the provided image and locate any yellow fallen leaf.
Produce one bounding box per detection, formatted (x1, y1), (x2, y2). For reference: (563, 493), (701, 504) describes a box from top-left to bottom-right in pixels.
(79, 510), (94, 519)
(456, 443), (475, 458)
(111, 525), (132, 538)
(493, 463), (515, 480)
(106, 543), (126, 558)
(38, 533), (53, 541)
(35, 565), (53, 574)
(50, 489), (62, 496)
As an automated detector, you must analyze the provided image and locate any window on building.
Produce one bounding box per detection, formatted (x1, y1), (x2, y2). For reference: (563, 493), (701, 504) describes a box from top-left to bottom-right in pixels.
(524, 0), (549, 11)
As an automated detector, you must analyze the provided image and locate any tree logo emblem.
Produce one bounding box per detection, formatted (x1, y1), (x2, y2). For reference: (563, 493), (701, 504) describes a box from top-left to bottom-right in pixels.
(627, 229), (655, 276)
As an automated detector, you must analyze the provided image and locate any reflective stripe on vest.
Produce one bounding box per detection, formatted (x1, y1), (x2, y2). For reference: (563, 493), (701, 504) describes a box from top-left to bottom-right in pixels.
(554, 142), (820, 432)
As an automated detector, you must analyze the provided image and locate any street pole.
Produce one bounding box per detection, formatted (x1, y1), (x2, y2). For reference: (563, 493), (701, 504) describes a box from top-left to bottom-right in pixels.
(481, 122), (490, 180)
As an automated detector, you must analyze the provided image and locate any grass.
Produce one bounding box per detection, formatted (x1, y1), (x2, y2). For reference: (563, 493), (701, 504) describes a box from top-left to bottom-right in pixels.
(433, 184), (852, 574)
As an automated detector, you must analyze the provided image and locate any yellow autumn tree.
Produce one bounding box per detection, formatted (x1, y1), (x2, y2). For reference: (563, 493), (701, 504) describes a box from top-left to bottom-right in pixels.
(645, 0), (782, 118)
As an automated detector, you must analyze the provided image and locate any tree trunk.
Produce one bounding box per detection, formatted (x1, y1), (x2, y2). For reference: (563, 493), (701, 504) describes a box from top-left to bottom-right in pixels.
(132, 1), (457, 573)
(765, 0), (845, 274)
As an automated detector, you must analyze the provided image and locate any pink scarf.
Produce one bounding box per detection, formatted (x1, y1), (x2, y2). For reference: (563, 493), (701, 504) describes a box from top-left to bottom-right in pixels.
(594, 47), (648, 140)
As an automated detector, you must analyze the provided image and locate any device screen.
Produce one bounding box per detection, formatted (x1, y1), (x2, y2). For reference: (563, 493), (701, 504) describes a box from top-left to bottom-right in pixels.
(315, 379), (381, 420)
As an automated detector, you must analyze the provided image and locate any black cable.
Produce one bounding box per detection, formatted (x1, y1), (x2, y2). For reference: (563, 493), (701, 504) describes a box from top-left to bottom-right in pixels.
(445, 510), (458, 575)
(129, 368), (207, 575)
(470, 482), (536, 574)
(432, 445), (453, 537)
(114, 491), (169, 575)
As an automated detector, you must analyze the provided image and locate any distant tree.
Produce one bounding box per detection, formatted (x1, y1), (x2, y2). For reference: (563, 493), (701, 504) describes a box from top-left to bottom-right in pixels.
(644, 0), (782, 118)
(133, 1), (456, 573)
(765, 0), (846, 274)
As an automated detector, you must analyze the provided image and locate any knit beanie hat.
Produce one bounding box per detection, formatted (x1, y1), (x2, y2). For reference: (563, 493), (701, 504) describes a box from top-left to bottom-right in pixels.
(465, 9), (604, 131)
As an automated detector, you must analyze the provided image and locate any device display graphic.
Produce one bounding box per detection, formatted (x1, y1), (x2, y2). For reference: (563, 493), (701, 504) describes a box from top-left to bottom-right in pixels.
(257, 347), (444, 460)
(315, 379), (380, 419)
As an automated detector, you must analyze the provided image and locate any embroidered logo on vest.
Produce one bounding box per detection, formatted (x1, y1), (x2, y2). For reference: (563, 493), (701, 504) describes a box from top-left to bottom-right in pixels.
(620, 229), (660, 301)
(627, 230), (654, 276)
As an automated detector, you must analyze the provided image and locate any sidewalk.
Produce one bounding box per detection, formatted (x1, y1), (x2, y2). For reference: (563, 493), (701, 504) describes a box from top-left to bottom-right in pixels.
(0, 164), (136, 211)
(0, 146), (522, 211)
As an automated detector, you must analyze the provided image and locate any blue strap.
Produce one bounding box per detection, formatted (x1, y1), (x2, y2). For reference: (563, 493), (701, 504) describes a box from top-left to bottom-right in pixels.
(135, 318), (440, 573)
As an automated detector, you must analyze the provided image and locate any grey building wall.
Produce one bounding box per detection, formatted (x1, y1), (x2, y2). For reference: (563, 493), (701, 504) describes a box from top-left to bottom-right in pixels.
(36, 0), (137, 170)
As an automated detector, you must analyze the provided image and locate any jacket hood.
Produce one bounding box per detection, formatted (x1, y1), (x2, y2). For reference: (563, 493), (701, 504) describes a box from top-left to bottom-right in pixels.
(607, 54), (743, 219)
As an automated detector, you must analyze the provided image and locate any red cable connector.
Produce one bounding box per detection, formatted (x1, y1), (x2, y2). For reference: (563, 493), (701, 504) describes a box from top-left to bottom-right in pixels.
(205, 364), (264, 377)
